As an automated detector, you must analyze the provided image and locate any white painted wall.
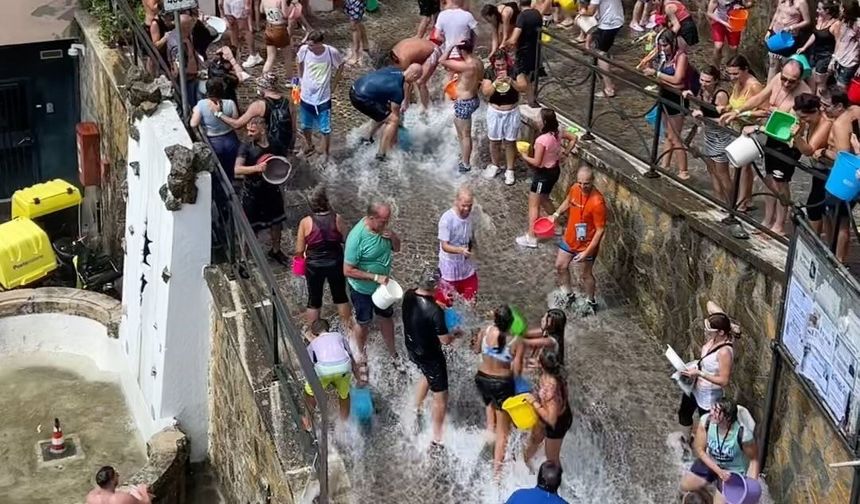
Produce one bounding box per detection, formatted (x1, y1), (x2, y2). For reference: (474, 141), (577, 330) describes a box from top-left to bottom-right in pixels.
(119, 103), (212, 462)
(0, 313), (168, 448)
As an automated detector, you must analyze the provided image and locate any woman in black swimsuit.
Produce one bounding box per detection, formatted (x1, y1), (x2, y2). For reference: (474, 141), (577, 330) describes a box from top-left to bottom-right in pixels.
(524, 350), (572, 467)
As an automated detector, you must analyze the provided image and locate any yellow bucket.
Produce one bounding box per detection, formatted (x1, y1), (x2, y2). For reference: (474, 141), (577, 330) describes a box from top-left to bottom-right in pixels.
(558, 0), (577, 10)
(516, 141), (531, 154)
(541, 32), (552, 43)
(502, 393), (539, 430)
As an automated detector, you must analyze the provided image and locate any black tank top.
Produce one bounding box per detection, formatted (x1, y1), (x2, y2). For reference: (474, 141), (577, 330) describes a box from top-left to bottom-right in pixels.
(701, 89), (729, 118)
(503, 2), (520, 26)
(813, 23), (836, 56)
(485, 66), (520, 106)
(305, 213), (343, 267)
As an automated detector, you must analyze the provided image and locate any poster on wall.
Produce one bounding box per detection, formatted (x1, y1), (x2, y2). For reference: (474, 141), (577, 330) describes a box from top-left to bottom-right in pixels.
(779, 225), (860, 438)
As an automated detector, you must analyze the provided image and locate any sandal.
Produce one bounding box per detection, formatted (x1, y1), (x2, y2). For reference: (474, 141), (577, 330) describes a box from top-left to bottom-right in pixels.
(677, 171), (691, 180)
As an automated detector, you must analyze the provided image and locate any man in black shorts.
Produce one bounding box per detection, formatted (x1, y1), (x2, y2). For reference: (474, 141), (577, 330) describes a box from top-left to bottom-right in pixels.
(504, 0), (542, 105)
(402, 266), (455, 446)
(580, 0), (624, 97)
(416, 0), (440, 38)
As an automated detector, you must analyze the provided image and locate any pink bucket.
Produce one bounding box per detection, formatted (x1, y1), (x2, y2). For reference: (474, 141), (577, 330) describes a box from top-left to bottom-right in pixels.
(292, 256), (306, 276)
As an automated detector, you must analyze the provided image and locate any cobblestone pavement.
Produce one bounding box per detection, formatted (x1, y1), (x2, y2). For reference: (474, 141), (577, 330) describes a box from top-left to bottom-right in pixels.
(223, 4), (744, 502)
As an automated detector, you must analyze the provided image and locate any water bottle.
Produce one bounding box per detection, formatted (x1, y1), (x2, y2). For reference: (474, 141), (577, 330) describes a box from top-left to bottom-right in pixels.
(290, 77), (300, 105)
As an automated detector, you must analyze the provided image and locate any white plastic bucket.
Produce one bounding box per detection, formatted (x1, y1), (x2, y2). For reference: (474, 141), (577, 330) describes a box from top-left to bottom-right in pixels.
(371, 279), (403, 309)
(575, 15), (598, 34)
(725, 134), (763, 168)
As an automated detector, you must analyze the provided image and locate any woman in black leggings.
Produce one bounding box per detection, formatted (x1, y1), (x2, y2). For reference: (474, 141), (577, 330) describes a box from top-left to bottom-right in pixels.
(294, 186), (352, 327)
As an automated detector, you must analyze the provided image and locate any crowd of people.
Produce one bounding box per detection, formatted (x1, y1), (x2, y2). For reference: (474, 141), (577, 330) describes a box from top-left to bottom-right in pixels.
(128, 0), (860, 502)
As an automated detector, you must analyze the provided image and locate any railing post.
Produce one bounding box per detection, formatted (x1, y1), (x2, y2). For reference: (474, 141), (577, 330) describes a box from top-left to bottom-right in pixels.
(645, 103), (662, 178)
(272, 293), (280, 367)
(531, 33), (543, 108)
(581, 56), (597, 141)
(722, 162), (749, 239)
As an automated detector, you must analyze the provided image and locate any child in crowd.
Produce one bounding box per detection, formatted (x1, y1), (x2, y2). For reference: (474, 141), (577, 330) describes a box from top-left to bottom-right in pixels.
(302, 319), (357, 428)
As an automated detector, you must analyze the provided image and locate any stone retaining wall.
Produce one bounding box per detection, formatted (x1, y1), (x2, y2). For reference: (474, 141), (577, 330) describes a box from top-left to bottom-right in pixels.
(0, 287), (121, 337)
(520, 105), (853, 503)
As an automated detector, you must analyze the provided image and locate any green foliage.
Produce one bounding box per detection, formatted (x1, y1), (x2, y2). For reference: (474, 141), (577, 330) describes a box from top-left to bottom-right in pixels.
(83, 0), (144, 47)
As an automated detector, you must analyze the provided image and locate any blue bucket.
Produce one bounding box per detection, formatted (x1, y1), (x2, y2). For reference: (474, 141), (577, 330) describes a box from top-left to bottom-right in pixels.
(350, 386), (374, 423)
(398, 126), (412, 152)
(514, 376), (532, 394)
(444, 307), (462, 330)
(825, 151), (860, 201)
(766, 31), (795, 55)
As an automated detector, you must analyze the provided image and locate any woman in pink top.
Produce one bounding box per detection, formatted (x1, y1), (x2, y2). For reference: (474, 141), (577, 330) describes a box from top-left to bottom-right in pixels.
(766, 0), (811, 78)
(515, 108), (577, 248)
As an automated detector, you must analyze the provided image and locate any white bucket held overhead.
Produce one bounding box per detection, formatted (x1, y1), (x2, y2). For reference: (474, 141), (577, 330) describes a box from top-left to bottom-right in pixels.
(575, 15), (598, 34)
(372, 279), (403, 309)
(725, 134), (763, 168)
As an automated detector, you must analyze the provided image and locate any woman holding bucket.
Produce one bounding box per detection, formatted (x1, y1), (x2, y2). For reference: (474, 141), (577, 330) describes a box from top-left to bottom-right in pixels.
(523, 308), (567, 367)
(474, 305), (525, 473)
(765, 0), (811, 79)
(515, 108), (578, 249)
(523, 350), (572, 468)
(294, 186), (352, 328)
(680, 397), (760, 504)
(706, 0), (751, 68)
(794, 1), (840, 95)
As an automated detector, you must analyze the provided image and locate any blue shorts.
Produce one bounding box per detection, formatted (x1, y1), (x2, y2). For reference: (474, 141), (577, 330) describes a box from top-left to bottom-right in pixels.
(558, 239), (595, 261)
(349, 286), (394, 325)
(299, 100), (332, 134)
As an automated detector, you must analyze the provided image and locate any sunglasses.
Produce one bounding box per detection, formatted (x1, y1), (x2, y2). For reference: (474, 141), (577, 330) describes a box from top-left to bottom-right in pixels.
(781, 75), (799, 84)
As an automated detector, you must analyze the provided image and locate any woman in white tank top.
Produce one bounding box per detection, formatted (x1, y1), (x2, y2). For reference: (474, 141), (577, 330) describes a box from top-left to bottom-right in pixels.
(678, 306), (737, 442)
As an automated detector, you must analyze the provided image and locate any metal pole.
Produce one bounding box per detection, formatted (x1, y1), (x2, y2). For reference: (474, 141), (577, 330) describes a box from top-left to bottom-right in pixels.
(581, 56), (597, 141)
(721, 163), (749, 239)
(532, 33), (543, 108)
(174, 10), (189, 119)
(830, 205), (844, 255)
(645, 104), (662, 178)
(272, 297), (280, 367)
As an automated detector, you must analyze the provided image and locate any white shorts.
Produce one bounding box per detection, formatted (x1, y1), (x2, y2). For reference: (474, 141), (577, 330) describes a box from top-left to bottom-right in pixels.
(486, 106), (520, 142)
(224, 0), (248, 19)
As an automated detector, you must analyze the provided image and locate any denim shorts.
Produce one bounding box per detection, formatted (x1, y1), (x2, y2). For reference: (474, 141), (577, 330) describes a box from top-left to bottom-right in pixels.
(299, 100), (332, 135)
(349, 286), (393, 325)
(558, 239), (595, 261)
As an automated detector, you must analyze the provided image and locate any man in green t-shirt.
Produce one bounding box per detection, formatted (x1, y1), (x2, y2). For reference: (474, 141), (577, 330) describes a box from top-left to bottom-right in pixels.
(344, 202), (403, 381)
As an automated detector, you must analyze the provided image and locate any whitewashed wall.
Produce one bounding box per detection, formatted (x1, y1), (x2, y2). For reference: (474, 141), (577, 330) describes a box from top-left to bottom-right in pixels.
(119, 103), (212, 462)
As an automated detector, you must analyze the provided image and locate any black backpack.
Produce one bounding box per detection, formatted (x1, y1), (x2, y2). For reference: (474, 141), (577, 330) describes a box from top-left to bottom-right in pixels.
(265, 97), (294, 154)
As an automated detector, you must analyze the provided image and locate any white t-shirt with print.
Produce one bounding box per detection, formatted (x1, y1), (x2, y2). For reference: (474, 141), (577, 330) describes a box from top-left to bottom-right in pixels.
(297, 44), (344, 106)
(434, 8), (478, 58)
(590, 0), (624, 30)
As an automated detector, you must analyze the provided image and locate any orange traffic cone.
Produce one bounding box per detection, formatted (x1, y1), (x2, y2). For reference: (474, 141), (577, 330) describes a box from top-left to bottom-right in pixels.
(50, 418), (66, 454)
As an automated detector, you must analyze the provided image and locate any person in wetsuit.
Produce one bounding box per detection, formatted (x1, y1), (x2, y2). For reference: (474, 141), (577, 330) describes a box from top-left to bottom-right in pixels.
(402, 267), (455, 447)
(350, 64), (423, 160)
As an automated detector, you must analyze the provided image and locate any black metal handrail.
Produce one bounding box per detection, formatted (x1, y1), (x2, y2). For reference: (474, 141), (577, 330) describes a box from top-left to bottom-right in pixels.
(109, 1), (329, 500)
(535, 27), (859, 247)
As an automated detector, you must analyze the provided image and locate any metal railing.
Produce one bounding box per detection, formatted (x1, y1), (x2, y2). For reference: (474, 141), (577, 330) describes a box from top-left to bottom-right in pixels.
(111, 1), (328, 500)
(534, 27), (859, 248)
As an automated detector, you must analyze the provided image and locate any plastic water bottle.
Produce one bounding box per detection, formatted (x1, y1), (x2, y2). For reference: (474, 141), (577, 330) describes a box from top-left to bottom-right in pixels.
(290, 77), (300, 105)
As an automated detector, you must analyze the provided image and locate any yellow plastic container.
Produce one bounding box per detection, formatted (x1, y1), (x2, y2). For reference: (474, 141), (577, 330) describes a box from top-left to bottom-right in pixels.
(558, 0), (577, 10)
(516, 141), (531, 154)
(541, 32), (552, 43)
(11, 179), (82, 220)
(0, 218), (58, 289)
(502, 393), (539, 430)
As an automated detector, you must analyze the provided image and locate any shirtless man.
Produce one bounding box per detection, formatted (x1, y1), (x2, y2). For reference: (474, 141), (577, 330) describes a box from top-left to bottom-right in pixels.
(440, 39), (483, 173)
(720, 60), (809, 236)
(390, 37), (444, 111)
(86, 466), (151, 504)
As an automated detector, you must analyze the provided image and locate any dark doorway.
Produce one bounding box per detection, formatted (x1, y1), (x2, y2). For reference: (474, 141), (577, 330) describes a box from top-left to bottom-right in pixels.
(0, 79), (38, 197)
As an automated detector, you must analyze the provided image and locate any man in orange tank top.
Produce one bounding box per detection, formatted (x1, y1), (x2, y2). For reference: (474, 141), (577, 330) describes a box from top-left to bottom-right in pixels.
(548, 165), (607, 311)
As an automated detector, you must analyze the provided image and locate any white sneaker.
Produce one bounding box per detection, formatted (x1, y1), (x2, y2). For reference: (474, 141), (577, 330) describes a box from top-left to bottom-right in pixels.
(645, 19), (657, 29)
(629, 22), (645, 32)
(515, 234), (538, 248)
(242, 54), (263, 69)
(504, 169), (515, 186)
(483, 164), (500, 179)
(239, 71), (252, 82)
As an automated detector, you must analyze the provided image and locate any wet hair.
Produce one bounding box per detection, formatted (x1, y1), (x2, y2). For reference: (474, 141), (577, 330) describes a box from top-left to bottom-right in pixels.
(821, 0), (840, 18)
(248, 116), (267, 128)
(366, 201), (390, 218)
(701, 65), (720, 80)
(457, 38), (475, 54)
(493, 305), (514, 350)
(418, 266), (441, 291)
(310, 319), (330, 335)
(307, 30), (324, 43)
(96, 466), (116, 488)
(519, 0), (531, 6)
(715, 397), (739, 424)
(726, 54), (751, 72)
(843, 1), (860, 23)
(794, 93), (821, 113)
(537, 461), (563, 493)
(543, 309), (567, 364)
(540, 350), (569, 405)
(481, 4), (501, 25)
(829, 88), (851, 108)
(205, 77), (226, 99)
(657, 30), (678, 53)
(540, 108), (560, 138)
(309, 185), (331, 213)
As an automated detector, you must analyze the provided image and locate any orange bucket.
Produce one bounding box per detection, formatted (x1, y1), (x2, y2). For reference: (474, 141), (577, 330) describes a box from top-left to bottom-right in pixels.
(727, 9), (749, 32)
(444, 78), (458, 100)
